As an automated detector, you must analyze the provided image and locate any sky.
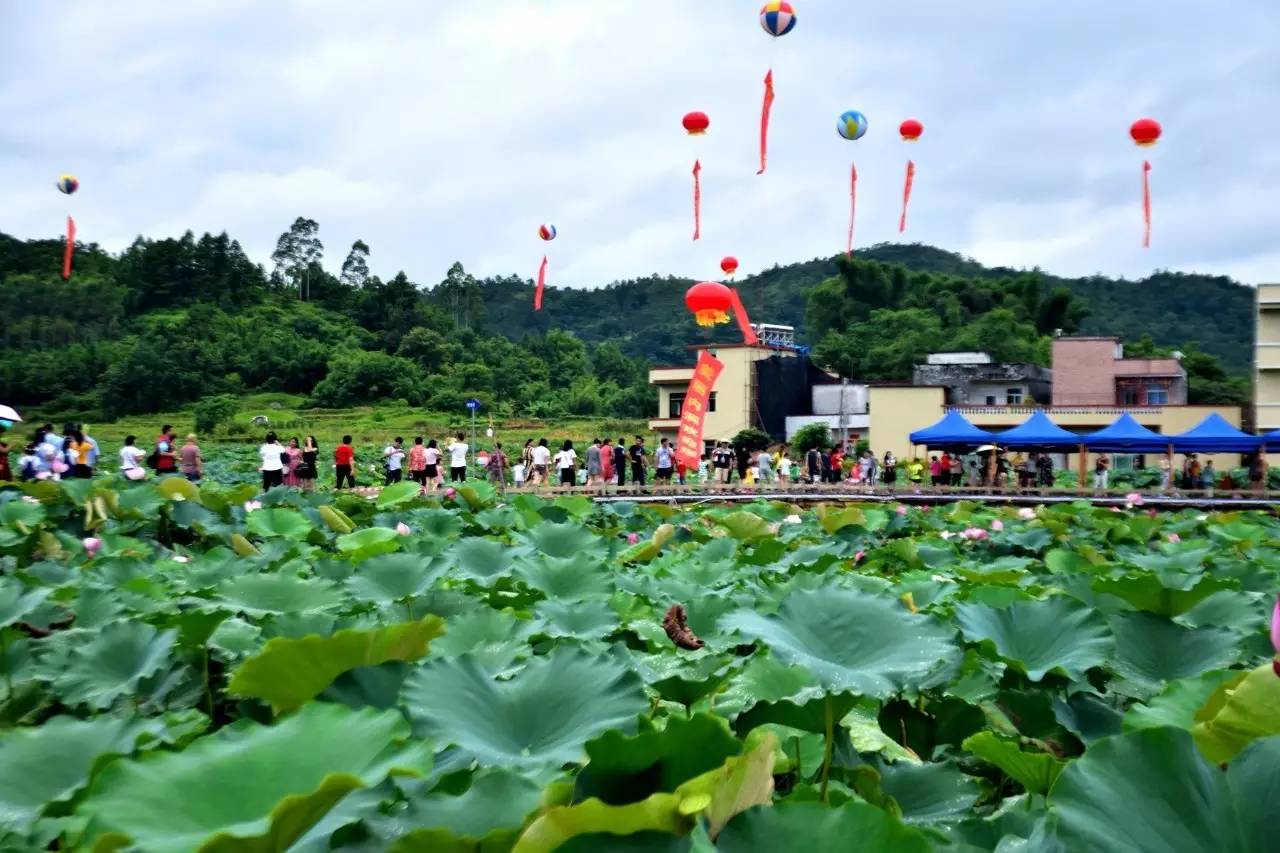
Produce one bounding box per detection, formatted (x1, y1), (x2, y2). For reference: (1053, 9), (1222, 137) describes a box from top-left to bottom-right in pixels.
(3, 1), (1279, 291)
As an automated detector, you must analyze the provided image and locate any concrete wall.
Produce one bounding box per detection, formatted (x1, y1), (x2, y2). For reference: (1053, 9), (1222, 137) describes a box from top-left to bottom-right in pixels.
(1257, 284), (1280, 435)
(912, 363), (1051, 406)
(786, 414), (871, 440)
(867, 386), (947, 459)
(812, 384), (868, 416)
(1052, 339), (1121, 405)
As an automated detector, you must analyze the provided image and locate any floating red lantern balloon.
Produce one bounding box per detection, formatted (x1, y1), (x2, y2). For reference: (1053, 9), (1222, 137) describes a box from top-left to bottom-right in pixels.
(685, 281), (733, 327)
(682, 111), (710, 135)
(899, 119), (923, 142)
(720, 256), (739, 278)
(1130, 118), (1162, 147)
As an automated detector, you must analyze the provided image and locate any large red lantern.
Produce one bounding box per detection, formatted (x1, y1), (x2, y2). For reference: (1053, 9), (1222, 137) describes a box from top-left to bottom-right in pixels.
(685, 281), (733, 327)
(899, 119), (923, 142)
(720, 256), (739, 278)
(682, 111), (710, 135)
(1130, 118), (1162, 147)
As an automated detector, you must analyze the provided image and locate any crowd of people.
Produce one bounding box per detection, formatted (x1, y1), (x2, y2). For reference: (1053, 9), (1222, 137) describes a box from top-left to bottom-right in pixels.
(1, 422), (1268, 495)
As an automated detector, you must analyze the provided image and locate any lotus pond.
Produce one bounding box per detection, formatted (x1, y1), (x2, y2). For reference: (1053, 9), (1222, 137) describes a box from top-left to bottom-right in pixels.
(0, 477), (1278, 852)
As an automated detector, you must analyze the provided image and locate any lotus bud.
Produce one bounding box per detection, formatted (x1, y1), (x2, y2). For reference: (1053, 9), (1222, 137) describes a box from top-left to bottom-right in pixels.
(1270, 594), (1279, 655)
(784, 514), (802, 524)
(82, 537), (102, 557)
(396, 522), (412, 536)
(243, 500), (262, 513)
(896, 505), (908, 516)
(1167, 533), (1180, 543)
(1018, 507), (1036, 520)
(1125, 492), (1144, 507)
(445, 488), (457, 499)
(854, 550), (865, 562)
(627, 533), (640, 545)
(991, 519), (1004, 532)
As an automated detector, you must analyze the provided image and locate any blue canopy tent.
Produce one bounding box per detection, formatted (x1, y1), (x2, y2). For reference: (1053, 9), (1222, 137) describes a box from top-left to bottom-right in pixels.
(996, 411), (1083, 449)
(1080, 414), (1169, 453)
(1169, 413), (1263, 453)
(908, 411), (997, 448)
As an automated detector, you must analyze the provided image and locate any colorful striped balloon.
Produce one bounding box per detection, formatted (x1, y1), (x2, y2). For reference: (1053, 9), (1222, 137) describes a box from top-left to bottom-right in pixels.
(56, 175), (79, 195)
(838, 110), (868, 141)
(760, 1), (797, 37)
(538, 224), (556, 241)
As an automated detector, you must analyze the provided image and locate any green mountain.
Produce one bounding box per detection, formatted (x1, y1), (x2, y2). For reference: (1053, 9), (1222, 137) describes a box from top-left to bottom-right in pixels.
(0, 224), (1254, 423)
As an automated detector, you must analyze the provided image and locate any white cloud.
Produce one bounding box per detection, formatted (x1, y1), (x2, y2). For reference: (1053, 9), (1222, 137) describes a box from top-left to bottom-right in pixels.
(1, 0), (1278, 290)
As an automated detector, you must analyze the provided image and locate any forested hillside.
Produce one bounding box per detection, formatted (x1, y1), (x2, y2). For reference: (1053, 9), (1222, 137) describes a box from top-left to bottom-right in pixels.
(0, 220), (1254, 422)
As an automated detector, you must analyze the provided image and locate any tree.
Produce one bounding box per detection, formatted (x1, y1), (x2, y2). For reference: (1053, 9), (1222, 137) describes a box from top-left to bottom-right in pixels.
(432, 263), (485, 331)
(192, 394), (239, 435)
(340, 240), (370, 289)
(270, 217), (323, 300)
(791, 423), (831, 454)
(731, 428), (771, 452)
(396, 327), (452, 373)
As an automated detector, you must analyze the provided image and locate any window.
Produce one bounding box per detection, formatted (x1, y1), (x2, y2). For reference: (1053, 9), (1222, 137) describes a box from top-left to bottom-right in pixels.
(668, 393), (685, 419)
(1146, 386), (1168, 405)
(985, 395), (997, 406)
(1006, 388), (1023, 405)
(1120, 388), (1139, 405)
(708, 392), (717, 413)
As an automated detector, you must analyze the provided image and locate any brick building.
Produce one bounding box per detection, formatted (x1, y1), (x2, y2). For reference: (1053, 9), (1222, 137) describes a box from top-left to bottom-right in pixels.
(1051, 337), (1187, 406)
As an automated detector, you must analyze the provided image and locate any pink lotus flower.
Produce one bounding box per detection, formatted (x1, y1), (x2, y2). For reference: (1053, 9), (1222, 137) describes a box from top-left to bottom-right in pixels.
(1147, 508), (1158, 518)
(1271, 595), (1279, 677)
(243, 500), (262, 513)
(173, 555), (190, 563)
(959, 528), (988, 541)
(1018, 507), (1036, 520)
(396, 522), (412, 536)
(1125, 492), (1144, 508)
(82, 537), (102, 557)
(1167, 533), (1181, 543)
(854, 550), (866, 562)
(626, 533), (640, 545)
(896, 505), (908, 516)
(990, 519), (1004, 532)
(444, 488), (457, 499)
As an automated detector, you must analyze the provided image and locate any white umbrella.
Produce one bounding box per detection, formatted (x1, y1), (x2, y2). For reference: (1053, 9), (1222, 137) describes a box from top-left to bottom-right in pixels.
(975, 445), (997, 453)
(0, 405), (22, 423)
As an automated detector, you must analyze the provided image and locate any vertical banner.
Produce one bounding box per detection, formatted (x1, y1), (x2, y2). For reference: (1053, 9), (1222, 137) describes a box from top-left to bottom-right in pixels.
(1141, 160), (1152, 249)
(728, 288), (760, 346)
(534, 255), (547, 310)
(845, 163), (858, 258)
(898, 160), (916, 233)
(62, 216), (76, 280)
(692, 159), (702, 241)
(674, 351), (724, 471)
(757, 70), (774, 175)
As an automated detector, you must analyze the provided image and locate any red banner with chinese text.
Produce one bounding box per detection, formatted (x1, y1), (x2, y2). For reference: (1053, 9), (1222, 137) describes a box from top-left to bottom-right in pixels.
(674, 351), (724, 471)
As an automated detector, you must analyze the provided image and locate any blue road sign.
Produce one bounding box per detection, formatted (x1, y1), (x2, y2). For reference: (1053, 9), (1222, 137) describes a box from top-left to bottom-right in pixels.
(466, 399), (481, 412)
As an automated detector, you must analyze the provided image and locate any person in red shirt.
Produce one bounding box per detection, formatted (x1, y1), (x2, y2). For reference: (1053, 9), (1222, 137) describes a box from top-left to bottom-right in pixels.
(334, 435), (356, 489)
(153, 424), (177, 474)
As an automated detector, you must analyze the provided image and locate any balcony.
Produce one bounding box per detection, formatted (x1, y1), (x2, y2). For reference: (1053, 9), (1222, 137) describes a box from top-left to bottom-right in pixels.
(1257, 344), (1280, 371)
(649, 367), (694, 385)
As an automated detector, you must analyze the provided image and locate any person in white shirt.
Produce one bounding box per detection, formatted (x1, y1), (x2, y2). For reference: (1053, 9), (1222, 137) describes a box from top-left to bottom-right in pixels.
(258, 431), (285, 491)
(513, 462), (527, 487)
(530, 438), (552, 486)
(119, 435), (147, 481)
(447, 432), (469, 482)
(423, 439), (442, 490)
(553, 440), (578, 487)
(383, 437), (406, 485)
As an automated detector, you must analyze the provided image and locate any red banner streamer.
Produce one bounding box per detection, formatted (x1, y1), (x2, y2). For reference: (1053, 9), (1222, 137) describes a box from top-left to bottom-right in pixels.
(534, 255), (547, 310)
(692, 159), (702, 241)
(728, 288), (760, 346)
(757, 70), (775, 175)
(674, 351), (725, 471)
(1142, 160), (1152, 249)
(899, 160), (916, 233)
(62, 216), (76, 280)
(845, 164), (858, 258)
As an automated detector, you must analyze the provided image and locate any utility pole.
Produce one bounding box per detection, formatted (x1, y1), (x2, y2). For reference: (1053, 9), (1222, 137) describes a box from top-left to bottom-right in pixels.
(466, 398), (480, 474)
(840, 378), (849, 451)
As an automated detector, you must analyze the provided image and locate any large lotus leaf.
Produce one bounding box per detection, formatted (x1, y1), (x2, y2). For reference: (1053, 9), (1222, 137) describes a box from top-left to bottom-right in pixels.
(1049, 726), (1256, 853)
(208, 617), (262, 660)
(228, 618), (444, 714)
(0, 499), (45, 528)
(717, 511), (773, 541)
(214, 573), (347, 616)
(632, 651), (736, 708)
(1175, 590), (1268, 632)
(376, 481), (422, 509)
(877, 759), (982, 824)
(1109, 612), (1239, 694)
(429, 608), (537, 674)
(515, 553), (613, 600)
(1050, 693), (1124, 746)
(962, 731), (1066, 796)
(345, 553), (450, 605)
(386, 770), (544, 852)
(0, 581), (50, 629)
(1191, 664), (1280, 763)
(0, 716), (153, 835)
(576, 713), (743, 804)
(716, 801), (933, 852)
(1121, 546), (1215, 588)
(404, 508), (464, 539)
(533, 598), (617, 641)
(724, 586), (961, 698)
(1091, 573), (1233, 617)
(520, 522), (607, 559)
(1227, 735), (1280, 853)
(514, 732), (775, 852)
(1123, 670), (1239, 733)
(336, 527), (402, 560)
(245, 508), (313, 541)
(450, 537), (516, 582)
(53, 622), (177, 710)
(402, 646), (647, 775)
(76, 703), (430, 853)
(953, 596), (1113, 682)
